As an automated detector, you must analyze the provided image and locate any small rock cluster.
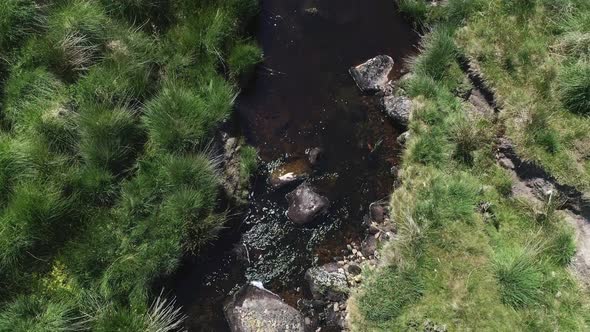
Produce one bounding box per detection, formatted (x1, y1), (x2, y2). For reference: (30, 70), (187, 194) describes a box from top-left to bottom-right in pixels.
(296, 202), (396, 331)
(349, 55), (413, 131)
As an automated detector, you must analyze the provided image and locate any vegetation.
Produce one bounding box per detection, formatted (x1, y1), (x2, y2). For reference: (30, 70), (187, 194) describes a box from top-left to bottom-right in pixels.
(349, 0), (590, 330)
(0, 0), (260, 330)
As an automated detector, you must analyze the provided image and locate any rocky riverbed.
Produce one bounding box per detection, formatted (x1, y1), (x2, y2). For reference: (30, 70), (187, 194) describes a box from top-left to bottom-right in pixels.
(169, 1), (418, 331)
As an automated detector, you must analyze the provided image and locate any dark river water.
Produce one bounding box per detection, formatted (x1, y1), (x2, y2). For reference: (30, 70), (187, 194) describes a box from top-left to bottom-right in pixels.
(170, 0), (418, 330)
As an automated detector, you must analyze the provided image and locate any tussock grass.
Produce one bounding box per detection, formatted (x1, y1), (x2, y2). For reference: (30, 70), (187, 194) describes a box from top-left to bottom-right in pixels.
(0, 181), (70, 270)
(0, 0), (42, 53)
(78, 105), (144, 174)
(559, 61), (590, 115)
(228, 40), (263, 83)
(493, 244), (544, 308)
(143, 81), (233, 153)
(0, 295), (82, 332)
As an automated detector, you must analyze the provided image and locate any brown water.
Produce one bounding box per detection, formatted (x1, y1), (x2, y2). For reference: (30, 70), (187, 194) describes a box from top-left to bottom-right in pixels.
(170, 0), (418, 330)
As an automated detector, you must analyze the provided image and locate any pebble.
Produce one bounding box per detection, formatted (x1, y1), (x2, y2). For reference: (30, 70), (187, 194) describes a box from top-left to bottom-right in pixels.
(337, 260), (345, 266)
(352, 248), (358, 255)
(346, 244), (352, 251)
(333, 302), (340, 312)
(354, 275), (362, 283)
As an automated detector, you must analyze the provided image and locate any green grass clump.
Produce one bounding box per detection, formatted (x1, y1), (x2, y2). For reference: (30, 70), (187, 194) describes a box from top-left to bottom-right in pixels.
(0, 295), (80, 332)
(493, 245), (544, 308)
(78, 105), (144, 174)
(559, 61), (590, 115)
(0, 0), (41, 53)
(0, 181), (71, 270)
(228, 41), (263, 83)
(143, 82), (233, 152)
(240, 145), (258, 180)
(358, 267), (424, 324)
(410, 28), (458, 82)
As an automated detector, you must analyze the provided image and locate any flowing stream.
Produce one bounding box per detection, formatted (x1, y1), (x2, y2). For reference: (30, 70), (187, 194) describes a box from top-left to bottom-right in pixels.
(170, 1), (418, 330)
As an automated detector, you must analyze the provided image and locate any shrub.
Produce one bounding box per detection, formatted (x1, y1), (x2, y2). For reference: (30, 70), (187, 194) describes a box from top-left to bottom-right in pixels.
(0, 0), (41, 52)
(78, 105), (144, 174)
(559, 61), (590, 115)
(493, 246), (543, 308)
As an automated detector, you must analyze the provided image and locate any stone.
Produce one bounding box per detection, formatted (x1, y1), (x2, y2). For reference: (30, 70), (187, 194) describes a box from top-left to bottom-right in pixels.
(347, 263), (362, 276)
(286, 183), (330, 224)
(361, 236), (378, 257)
(397, 131), (411, 146)
(498, 157), (515, 170)
(305, 263), (350, 302)
(307, 147), (323, 165)
(368, 223), (380, 234)
(382, 95), (412, 127)
(349, 55), (394, 94)
(370, 204), (385, 223)
(269, 159), (311, 189)
(224, 283), (306, 332)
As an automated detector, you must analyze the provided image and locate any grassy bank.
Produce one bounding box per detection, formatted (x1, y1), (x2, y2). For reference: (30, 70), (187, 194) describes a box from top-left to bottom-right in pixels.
(0, 0), (260, 330)
(349, 0), (590, 330)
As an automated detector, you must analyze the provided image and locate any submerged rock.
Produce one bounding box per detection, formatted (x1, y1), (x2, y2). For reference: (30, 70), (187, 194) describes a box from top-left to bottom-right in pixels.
(382, 95), (412, 126)
(224, 283), (306, 332)
(286, 183), (330, 224)
(349, 55), (394, 94)
(305, 263), (349, 302)
(269, 159), (311, 189)
(306, 147), (323, 165)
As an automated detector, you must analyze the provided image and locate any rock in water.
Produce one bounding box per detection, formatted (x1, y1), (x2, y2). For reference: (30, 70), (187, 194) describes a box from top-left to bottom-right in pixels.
(305, 263), (350, 302)
(224, 283), (306, 332)
(349, 55), (394, 94)
(286, 183), (330, 224)
(306, 147), (323, 165)
(269, 159), (311, 189)
(382, 95), (412, 126)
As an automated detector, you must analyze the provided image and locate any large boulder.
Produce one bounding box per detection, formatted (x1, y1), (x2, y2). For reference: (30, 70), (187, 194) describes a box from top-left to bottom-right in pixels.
(305, 263), (349, 302)
(224, 283), (306, 332)
(269, 159), (311, 189)
(382, 95), (412, 127)
(349, 55), (394, 94)
(286, 183), (330, 224)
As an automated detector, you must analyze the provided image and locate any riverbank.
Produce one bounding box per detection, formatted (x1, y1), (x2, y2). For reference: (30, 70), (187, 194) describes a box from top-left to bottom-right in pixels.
(349, 0), (590, 330)
(0, 0), (259, 329)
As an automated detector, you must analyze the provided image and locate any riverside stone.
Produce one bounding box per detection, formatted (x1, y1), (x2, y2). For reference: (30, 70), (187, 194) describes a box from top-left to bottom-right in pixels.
(349, 55), (394, 94)
(224, 283), (305, 332)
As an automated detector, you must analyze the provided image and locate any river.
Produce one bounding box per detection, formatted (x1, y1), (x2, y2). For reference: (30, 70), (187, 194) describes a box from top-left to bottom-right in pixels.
(170, 0), (418, 330)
